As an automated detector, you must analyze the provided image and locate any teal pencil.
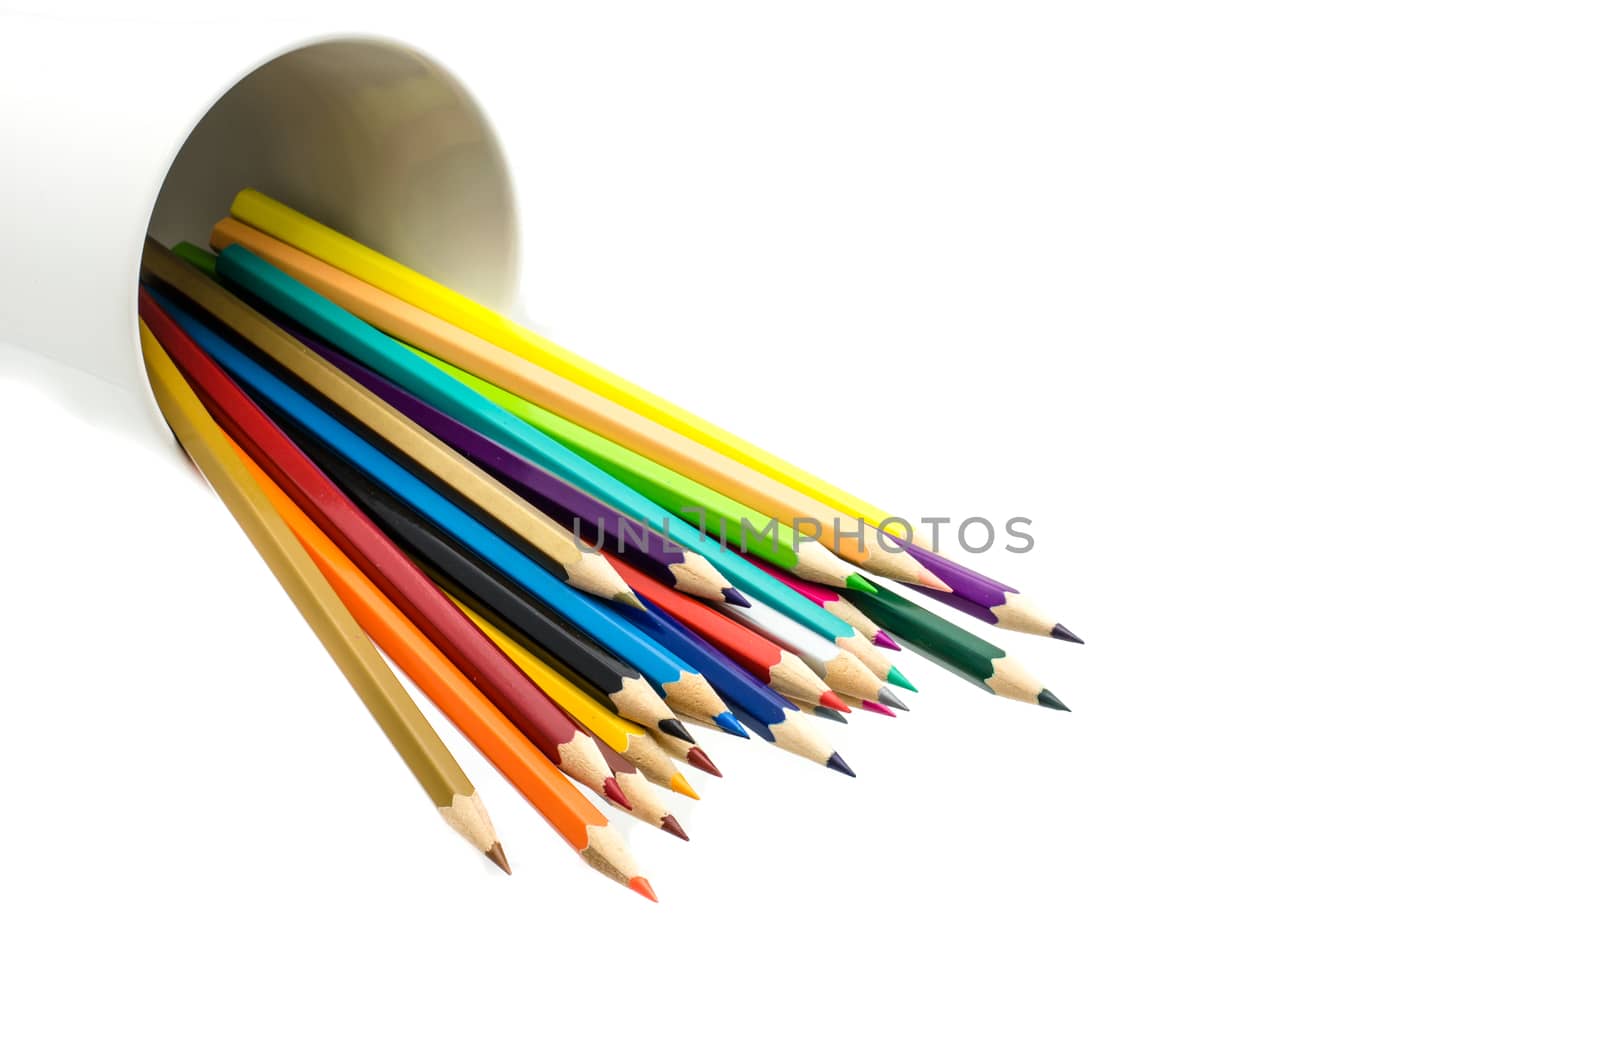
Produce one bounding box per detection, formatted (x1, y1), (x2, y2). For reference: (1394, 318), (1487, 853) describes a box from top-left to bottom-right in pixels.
(212, 243), (878, 657)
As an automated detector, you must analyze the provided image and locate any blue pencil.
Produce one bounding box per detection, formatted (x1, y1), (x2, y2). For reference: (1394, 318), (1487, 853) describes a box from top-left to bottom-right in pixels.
(211, 244), (877, 653)
(149, 288), (745, 738)
(616, 597), (854, 775)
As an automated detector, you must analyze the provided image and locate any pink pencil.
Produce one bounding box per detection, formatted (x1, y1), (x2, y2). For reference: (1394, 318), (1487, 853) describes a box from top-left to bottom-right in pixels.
(753, 558), (903, 650)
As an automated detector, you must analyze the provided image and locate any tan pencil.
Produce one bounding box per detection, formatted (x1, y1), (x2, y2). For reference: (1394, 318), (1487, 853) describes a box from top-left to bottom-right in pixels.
(142, 239), (640, 611)
(140, 320), (506, 870)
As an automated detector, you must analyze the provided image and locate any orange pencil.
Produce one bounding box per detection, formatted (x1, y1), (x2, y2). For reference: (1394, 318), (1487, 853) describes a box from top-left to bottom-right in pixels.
(233, 439), (656, 900)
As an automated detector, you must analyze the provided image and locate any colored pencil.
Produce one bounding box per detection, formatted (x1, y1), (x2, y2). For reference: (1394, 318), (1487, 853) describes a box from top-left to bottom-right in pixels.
(417, 352), (861, 589)
(235, 438), (656, 890)
(454, 596), (707, 797)
(816, 693), (899, 717)
(589, 732), (689, 840)
(138, 317), (506, 870)
(908, 551), (1082, 641)
(397, 343), (916, 688)
(618, 597), (852, 775)
(163, 287), (731, 739)
(756, 557), (902, 649)
(229, 189), (894, 552)
(208, 241), (857, 655)
(142, 240), (641, 609)
(141, 289), (632, 810)
(213, 215), (945, 589)
(284, 412), (720, 743)
(844, 578), (1068, 708)
(226, 192), (1084, 644)
(719, 594), (905, 706)
(610, 559), (848, 711)
(297, 323), (740, 606)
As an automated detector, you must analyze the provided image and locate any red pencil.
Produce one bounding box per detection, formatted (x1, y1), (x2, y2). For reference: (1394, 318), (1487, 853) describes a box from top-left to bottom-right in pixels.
(139, 288), (630, 811)
(609, 558), (849, 711)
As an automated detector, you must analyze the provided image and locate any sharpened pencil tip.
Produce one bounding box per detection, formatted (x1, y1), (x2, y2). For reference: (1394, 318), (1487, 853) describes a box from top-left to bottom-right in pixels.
(874, 630), (902, 650)
(874, 686), (908, 710)
(686, 747), (722, 777)
(614, 590), (648, 611)
(825, 752), (856, 777)
(886, 666), (917, 691)
(1038, 689), (1070, 711)
(722, 586), (751, 607)
(845, 573), (878, 594)
(628, 877), (659, 902)
(604, 777), (634, 809)
(916, 569), (953, 592)
(658, 717), (696, 744)
(713, 711), (749, 738)
(1051, 623), (1084, 644)
(812, 706), (848, 723)
(819, 690), (850, 712)
(486, 842), (511, 875)
(860, 700), (897, 717)
(660, 815), (690, 841)
(669, 773), (700, 800)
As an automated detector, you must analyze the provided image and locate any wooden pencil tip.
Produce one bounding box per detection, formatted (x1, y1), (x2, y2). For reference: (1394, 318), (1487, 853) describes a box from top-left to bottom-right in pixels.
(660, 815), (690, 841)
(859, 700), (898, 717)
(486, 842), (512, 875)
(916, 569), (953, 592)
(722, 587), (751, 607)
(614, 590), (648, 611)
(886, 666), (917, 692)
(845, 574), (878, 594)
(628, 876), (659, 903)
(825, 752), (857, 778)
(604, 776), (635, 809)
(811, 706), (848, 724)
(1051, 623), (1084, 644)
(874, 630), (902, 650)
(659, 717), (697, 744)
(686, 747), (722, 777)
(819, 690), (851, 712)
(669, 773), (701, 800)
(1038, 689), (1070, 711)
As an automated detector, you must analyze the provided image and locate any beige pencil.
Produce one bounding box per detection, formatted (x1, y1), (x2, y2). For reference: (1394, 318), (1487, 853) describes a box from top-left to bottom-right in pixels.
(142, 239), (641, 611)
(141, 320), (506, 871)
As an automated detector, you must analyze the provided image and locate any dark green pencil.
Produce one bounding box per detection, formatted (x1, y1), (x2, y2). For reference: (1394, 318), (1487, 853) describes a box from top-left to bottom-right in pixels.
(842, 579), (1068, 710)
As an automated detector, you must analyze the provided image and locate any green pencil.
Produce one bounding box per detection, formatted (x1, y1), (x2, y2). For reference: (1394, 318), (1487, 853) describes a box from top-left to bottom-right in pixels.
(844, 578), (1068, 709)
(407, 344), (882, 650)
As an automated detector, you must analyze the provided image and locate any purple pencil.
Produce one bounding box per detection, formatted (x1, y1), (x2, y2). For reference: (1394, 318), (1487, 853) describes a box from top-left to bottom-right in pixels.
(293, 328), (744, 606)
(899, 538), (1081, 642)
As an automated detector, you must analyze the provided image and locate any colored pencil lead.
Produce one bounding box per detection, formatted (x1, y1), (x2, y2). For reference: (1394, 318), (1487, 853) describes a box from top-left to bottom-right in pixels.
(723, 587), (751, 607)
(604, 777), (633, 810)
(819, 690), (850, 712)
(713, 711), (750, 738)
(856, 700), (897, 718)
(825, 753), (856, 778)
(615, 592), (647, 610)
(486, 843), (512, 875)
(686, 747), (722, 777)
(886, 666), (916, 691)
(1051, 624), (1084, 645)
(845, 574), (878, 594)
(916, 568), (953, 592)
(669, 774), (700, 800)
(874, 687), (908, 711)
(661, 817), (690, 842)
(874, 630), (902, 650)
(1038, 689), (1070, 712)
(810, 706), (849, 724)
(658, 716), (695, 743)
(629, 877), (659, 903)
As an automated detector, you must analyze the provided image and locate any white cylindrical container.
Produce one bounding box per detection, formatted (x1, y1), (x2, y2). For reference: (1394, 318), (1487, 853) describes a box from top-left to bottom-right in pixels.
(0, 17), (519, 451)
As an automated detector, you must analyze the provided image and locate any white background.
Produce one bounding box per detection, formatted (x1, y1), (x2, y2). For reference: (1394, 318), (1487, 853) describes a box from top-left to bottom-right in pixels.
(2, 2), (1597, 1057)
